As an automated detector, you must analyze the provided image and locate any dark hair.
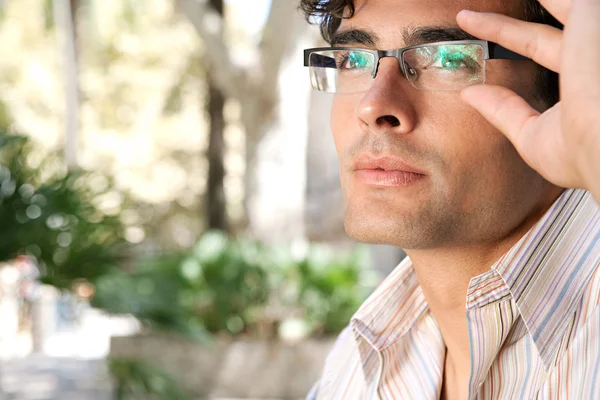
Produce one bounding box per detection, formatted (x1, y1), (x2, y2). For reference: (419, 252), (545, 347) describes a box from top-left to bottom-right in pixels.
(299, 0), (562, 107)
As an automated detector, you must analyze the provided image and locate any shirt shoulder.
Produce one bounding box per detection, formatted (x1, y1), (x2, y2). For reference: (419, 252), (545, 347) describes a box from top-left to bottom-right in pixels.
(542, 290), (600, 399)
(570, 257), (600, 336)
(310, 325), (369, 400)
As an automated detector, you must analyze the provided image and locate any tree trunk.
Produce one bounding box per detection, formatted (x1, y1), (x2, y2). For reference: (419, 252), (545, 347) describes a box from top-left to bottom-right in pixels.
(53, 0), (80, 169)
(206, 82), (228, 232)
(177, 0), (306, 236)
(69, 0), (79, 46)
(205, 0), (228, 232)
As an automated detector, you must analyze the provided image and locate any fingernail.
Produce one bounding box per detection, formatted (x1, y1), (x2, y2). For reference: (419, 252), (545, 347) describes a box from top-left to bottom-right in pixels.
(457, 9), (475, 19)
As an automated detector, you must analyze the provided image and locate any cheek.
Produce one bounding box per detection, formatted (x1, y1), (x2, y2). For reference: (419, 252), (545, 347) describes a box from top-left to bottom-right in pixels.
(423, 94), (515, 185)
(330, 95), (359, 156)
(421, 93), (498, 157)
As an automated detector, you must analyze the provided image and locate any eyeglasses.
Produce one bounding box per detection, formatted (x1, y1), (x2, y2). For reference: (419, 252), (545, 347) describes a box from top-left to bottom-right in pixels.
(303, 40), (528, 93)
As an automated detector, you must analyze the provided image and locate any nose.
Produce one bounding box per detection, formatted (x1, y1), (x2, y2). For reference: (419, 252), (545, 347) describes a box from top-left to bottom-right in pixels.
(355, 57), (417, 135)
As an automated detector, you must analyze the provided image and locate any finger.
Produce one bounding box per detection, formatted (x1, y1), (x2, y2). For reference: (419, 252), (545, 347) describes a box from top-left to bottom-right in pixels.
(457, 10), (563, 72)
(460, 84), (540, 159)
(462, 86), (575, 187)
(537, 0), (571, 25)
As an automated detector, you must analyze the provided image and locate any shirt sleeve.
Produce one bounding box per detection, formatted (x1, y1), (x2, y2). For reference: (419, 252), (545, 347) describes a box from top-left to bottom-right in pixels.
(305, 380), (320, 400)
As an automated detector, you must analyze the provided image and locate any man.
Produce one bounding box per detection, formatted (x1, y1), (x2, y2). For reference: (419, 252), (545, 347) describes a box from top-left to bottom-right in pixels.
(300, 0), (600, 398)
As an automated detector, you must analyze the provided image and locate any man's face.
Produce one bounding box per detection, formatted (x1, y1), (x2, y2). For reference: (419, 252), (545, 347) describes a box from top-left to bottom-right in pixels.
(332, 0), (556, 249)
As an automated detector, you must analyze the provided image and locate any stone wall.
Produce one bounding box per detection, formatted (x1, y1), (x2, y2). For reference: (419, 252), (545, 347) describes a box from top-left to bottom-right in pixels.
(110, 333), (336, 399)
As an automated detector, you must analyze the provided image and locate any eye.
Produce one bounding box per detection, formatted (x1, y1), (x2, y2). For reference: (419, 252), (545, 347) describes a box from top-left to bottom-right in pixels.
(431, 47), (479, 71)
(337, 51), (373, 70)
(439, 52), (468, 70)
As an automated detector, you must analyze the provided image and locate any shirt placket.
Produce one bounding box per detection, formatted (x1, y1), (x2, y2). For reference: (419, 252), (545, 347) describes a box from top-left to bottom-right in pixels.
(466, 298), (518, 399)
(465, 269), (516, 400)
(377, 314), (445, 400)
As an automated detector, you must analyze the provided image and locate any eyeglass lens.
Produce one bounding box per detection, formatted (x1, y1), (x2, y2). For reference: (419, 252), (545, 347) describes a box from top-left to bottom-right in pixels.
(308, 43), (486, 93)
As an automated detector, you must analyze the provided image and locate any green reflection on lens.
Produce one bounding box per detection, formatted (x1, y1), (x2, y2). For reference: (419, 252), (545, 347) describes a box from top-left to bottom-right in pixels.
(417, 45), (479, 71)
(347, 51), (373, 69)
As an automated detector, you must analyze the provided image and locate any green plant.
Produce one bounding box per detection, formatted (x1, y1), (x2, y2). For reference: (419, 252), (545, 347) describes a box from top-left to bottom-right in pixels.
(108, 358), (192, 400)
(92, 253), (211, 342)
(0, 130), (129, 289)
(93, 231), (373, 339)
(184, 231), (270, 334)
(291, 246), (373, 335)
(93, 231), (270, 338)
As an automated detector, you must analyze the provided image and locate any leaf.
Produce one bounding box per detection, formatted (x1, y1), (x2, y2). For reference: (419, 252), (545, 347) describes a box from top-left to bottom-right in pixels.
(108, 358), (193, 400)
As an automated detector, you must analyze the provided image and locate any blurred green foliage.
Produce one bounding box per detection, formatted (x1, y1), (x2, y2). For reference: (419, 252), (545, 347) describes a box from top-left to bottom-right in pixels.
(294, 248), (369, 335)
(92, 253), (211, 343)
(0, 129), (128, 289)
(108, 357), (192, 400)
(92, 232), (270, 340)
(93, 231), (373, 339)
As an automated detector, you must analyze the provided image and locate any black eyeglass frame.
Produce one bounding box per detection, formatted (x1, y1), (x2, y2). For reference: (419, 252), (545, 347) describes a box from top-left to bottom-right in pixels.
(303, 40), (529, 80)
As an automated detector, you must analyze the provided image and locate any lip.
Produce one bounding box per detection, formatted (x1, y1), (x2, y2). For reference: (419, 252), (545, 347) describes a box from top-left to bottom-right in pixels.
(352, 155), (426, 187)
(352, 155), (426, 175)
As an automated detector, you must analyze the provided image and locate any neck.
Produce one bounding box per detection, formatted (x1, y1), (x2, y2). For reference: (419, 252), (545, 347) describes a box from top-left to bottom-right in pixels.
(404, 187), (563, 374)
(407, 243), (513, 364)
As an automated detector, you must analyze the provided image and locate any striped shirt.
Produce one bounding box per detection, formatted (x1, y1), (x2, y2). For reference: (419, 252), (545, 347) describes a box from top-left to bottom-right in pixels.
(308, 189), (600, 399)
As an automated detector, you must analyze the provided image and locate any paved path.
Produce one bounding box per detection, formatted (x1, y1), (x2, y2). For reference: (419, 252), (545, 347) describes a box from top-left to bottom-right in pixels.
(0, 356), (112, 400)
(0, 356), (286, 400)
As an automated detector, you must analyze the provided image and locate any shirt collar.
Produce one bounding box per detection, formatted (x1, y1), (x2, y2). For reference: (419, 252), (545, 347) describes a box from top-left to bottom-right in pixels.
(351, 256), (427, 352)
(491, 189), (600, 370)
(351, 189), (600, 370)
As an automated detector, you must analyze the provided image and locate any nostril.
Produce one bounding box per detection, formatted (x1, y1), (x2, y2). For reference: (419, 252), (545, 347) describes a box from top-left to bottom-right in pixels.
(376, 115), (400, 127)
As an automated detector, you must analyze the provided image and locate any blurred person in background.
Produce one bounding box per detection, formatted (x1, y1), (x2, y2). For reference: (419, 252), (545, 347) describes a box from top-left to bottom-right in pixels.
(15, 255), (39, 333)
(301, 0), (600, 398)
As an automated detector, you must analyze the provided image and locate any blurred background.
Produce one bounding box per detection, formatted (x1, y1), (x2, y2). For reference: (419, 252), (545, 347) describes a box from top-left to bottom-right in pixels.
(0, 0), (405, 398)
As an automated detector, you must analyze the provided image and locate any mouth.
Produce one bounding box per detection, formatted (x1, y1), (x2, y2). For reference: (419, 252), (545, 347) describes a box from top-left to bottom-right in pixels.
(352, 155), (426, 187)
(353, 155), (425, 174)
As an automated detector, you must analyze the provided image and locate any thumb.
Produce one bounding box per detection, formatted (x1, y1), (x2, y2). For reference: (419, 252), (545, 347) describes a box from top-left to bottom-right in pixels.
(460, 84), (540, 143)
(460, 84), (541, 155)
(461, 85), (573, 188)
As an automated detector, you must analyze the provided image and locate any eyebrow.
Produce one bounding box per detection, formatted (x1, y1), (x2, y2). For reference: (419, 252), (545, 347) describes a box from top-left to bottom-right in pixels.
(330, 28), (378, 47)
(330, 26), (479, 48)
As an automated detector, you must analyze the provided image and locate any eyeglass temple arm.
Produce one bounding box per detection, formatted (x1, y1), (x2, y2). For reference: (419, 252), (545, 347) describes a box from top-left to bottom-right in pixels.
(488, 42), (529, 61)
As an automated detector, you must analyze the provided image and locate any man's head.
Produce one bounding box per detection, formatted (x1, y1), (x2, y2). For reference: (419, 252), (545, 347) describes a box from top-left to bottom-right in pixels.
(301, 0), (564, 250)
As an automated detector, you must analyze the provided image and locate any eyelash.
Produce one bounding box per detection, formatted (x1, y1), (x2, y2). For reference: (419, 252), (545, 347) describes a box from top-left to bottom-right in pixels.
(336, 54), (350, 69)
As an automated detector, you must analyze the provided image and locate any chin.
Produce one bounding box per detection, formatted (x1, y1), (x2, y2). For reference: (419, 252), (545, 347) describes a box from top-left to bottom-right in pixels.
(343, 213), (410, 247)
(344, 222), (396, 246)
(342, 201), (455, 250)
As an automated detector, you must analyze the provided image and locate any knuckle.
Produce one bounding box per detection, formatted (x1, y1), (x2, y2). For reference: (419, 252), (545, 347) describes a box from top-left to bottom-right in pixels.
(523, 35), (539, 59)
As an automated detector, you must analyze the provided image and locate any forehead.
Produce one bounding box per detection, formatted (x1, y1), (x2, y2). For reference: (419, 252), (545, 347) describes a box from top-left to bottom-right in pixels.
(342, 0), (523, 47)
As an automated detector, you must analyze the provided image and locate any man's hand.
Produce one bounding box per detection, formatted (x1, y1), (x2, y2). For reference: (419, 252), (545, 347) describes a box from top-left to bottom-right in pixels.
(456, 0), (600, 202)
